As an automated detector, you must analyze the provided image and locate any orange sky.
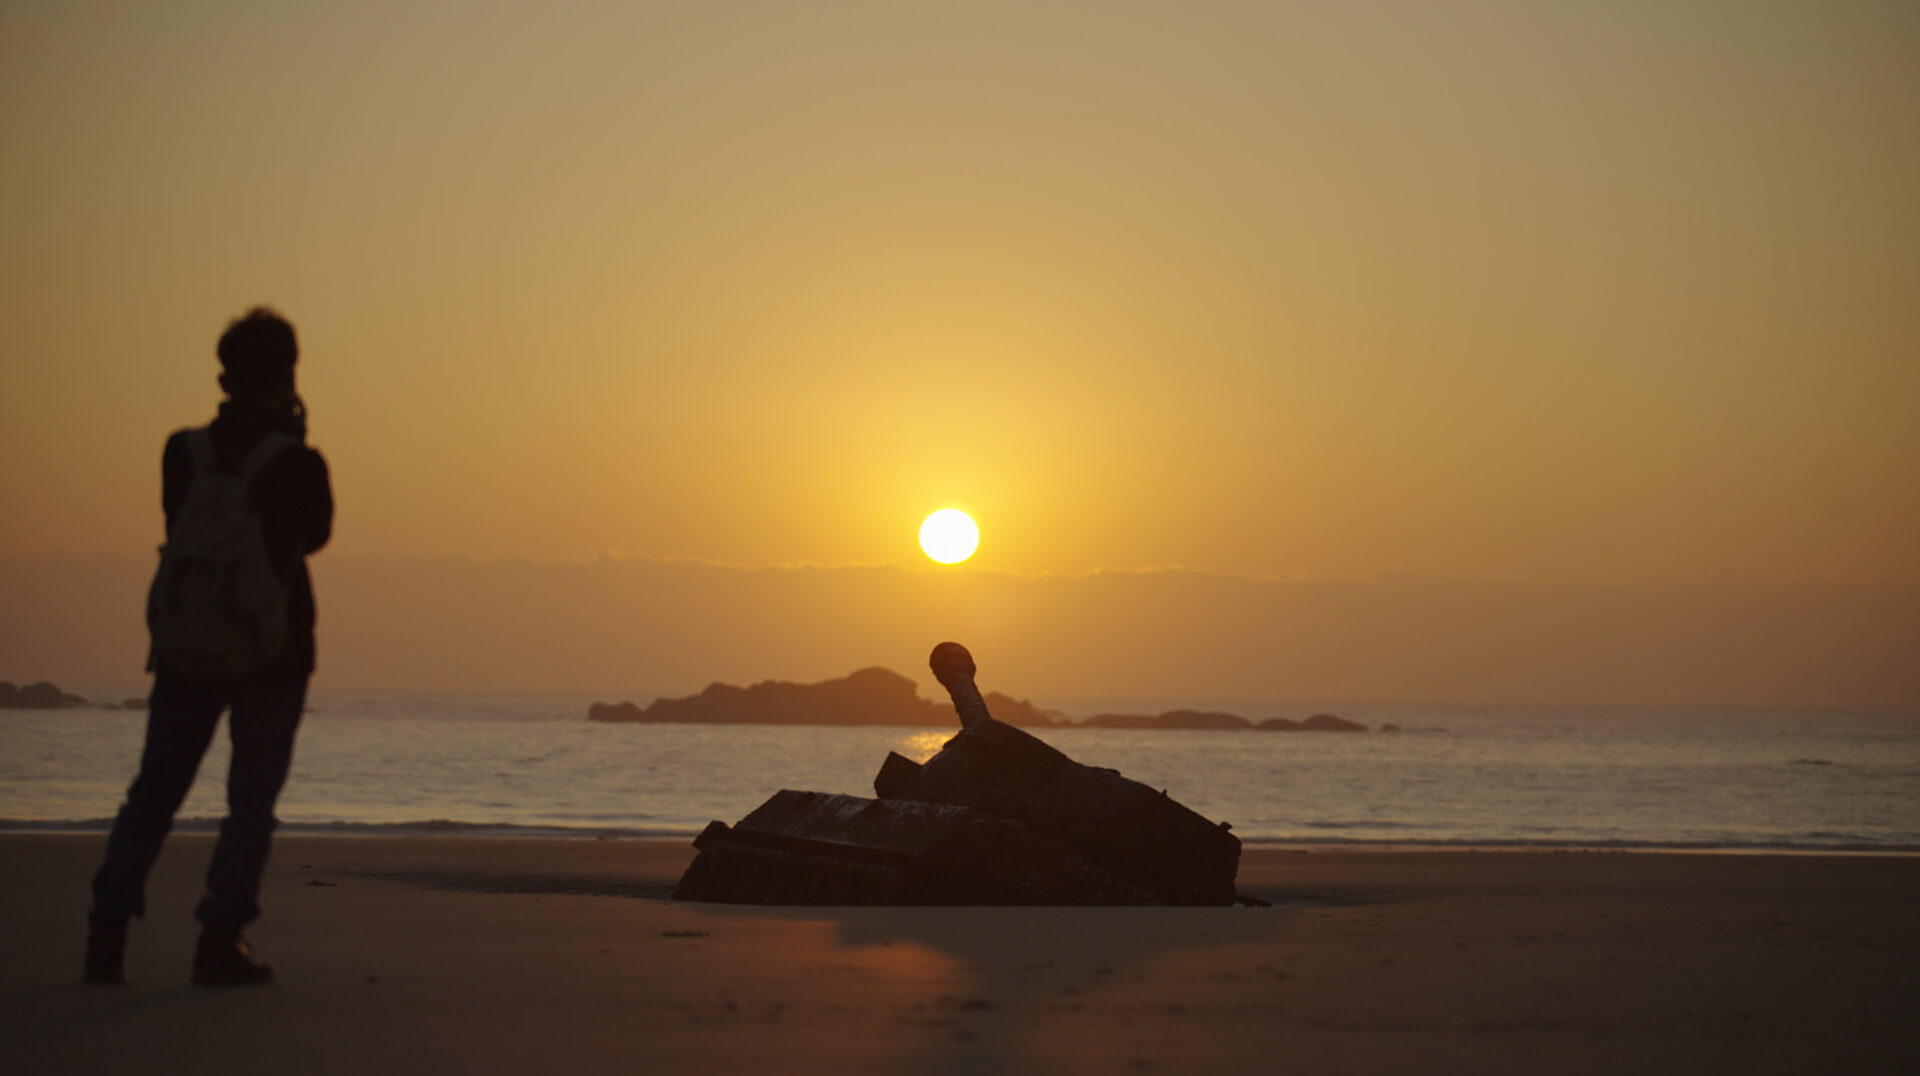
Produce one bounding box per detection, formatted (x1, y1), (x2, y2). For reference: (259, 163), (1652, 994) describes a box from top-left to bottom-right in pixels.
(5, 2), (1918, 583)
(2, 4), (1917, 702)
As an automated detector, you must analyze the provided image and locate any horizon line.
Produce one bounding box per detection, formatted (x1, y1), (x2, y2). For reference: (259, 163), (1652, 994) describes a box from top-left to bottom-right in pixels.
(5, 548), (1916, 590)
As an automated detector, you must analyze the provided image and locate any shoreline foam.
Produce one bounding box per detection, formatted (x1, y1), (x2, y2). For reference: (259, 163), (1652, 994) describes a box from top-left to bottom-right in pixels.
(5, 816), (1918, 855)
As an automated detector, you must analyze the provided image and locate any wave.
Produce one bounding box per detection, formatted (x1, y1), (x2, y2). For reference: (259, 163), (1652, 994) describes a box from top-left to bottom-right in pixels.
(4, 816), (1916, 853)
(1239, 834), (1920, 854)
(1298, 819), (1422, 831)
(0, 816), (696, 839)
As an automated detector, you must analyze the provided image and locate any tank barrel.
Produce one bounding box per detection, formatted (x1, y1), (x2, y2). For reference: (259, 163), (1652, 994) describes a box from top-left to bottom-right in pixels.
(930, 641), (992, 728)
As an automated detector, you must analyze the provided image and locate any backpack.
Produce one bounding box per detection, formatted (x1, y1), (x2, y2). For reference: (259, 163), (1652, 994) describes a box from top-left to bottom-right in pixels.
(146, 427), (298, 682)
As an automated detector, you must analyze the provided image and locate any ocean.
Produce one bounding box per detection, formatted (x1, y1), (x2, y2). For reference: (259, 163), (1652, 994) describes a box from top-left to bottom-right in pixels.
(4, 694), (1917, 852)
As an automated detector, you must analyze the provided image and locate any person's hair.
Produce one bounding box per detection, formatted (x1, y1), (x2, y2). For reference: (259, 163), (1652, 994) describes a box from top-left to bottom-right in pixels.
(217, 307), (298, 398)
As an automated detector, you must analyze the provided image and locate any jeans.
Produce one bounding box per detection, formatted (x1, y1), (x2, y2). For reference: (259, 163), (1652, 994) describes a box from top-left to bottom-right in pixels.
(91, 671), (308, 928)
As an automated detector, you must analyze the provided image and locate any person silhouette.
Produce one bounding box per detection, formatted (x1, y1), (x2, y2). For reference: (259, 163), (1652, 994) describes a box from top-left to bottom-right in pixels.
(85, 307), (334, 986)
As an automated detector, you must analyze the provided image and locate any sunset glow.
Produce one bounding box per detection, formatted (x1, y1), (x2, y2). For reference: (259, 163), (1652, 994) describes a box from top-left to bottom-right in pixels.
(0, 3), (1914, 705)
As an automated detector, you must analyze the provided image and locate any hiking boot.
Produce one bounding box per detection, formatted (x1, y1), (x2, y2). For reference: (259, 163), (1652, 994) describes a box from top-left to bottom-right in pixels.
(83, 915), (128, 985)
(191, 927), (274, 986)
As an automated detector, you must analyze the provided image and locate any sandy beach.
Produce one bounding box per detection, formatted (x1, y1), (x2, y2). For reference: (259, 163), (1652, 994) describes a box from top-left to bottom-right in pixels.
(2, 834), (1914, 1074)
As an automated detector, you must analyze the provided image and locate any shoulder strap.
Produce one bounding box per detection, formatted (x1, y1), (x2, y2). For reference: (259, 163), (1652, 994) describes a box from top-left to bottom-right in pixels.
(187, 428), (216, 474)
(240, 431), (297, 486)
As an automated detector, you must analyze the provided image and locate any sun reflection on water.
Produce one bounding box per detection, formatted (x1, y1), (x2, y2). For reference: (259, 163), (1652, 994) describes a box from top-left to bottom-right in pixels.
(895, 731), (953, 764)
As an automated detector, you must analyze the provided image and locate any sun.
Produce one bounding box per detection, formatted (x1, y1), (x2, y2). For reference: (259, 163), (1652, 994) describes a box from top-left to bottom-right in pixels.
(918, 509), (980, 564)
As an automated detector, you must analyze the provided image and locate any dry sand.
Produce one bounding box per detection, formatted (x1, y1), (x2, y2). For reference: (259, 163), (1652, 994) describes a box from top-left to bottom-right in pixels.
(2, 834), (1915, 1074)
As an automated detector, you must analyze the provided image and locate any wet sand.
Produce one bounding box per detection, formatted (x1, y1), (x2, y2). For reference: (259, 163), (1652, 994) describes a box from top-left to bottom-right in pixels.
(1, 834), (1915, 1074)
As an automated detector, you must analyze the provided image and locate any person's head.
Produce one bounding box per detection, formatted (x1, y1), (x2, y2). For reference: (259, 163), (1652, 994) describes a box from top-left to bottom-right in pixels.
(217, 307), (298, 402)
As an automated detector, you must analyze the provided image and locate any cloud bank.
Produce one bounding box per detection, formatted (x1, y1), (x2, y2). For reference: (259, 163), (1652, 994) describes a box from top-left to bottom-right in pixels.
(4, 554), (1914, 710)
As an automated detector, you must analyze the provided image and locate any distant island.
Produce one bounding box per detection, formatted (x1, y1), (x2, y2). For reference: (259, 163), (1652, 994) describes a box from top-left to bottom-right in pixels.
(0, 680), (145, 710)
(0, 680), (92, 709)
(1079, 710), (1366, 732)
(588, 667), (1367, 731)
(589, 667), (1060, 728)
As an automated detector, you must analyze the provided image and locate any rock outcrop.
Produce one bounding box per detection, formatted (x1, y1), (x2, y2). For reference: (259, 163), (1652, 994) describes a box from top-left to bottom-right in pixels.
(1082, 710), (1366, 732)
(587, 700), (642, 723)
(1299, 713), (1367, 732)
(0, 681), (90, 709)
(1257, 713), (1366, 732)
(1082, 709), (1253, 730)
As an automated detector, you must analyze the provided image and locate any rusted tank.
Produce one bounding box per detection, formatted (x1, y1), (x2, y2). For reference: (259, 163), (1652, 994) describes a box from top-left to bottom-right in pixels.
(874, 642), (1240, 905)
(674, 642), (1243, 906)
(672, 789), (1154, 905)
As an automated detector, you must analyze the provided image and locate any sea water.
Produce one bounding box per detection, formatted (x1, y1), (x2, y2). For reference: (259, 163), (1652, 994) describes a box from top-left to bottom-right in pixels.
(3, 694), (1917, 851)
